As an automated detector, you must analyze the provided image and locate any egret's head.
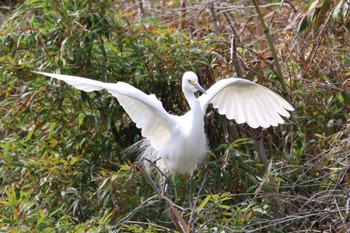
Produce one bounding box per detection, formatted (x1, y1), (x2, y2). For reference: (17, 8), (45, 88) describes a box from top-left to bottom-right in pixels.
(182, 71), (206, 94)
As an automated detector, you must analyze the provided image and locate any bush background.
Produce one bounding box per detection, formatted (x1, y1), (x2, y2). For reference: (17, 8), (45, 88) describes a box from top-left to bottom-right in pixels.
(1, 0), (350, 232)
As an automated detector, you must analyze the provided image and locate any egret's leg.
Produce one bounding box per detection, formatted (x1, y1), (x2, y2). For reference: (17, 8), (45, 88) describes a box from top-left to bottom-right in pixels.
(141, 157), (170, 194)
(189, 174), (195, 233)
(190, 175), (194, 208)
(189, 172), (208, 233)
(163, 175), (170, 194)
(152, 157), (170, 194)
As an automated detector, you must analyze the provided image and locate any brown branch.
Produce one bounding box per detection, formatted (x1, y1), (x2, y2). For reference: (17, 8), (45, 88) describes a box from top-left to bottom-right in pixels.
(230, 35), (243, 78)
(251, 0), (291, 102)
(178, 0), (187, 30)
(230, 34), (269, 171)
(136, 0), (144, 19)
(135, 162), (189, 233)
(208, 2), (219, 33)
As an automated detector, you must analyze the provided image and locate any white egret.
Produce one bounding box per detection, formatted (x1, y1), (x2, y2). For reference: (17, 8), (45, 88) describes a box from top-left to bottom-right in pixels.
(33, 71), (294, 175)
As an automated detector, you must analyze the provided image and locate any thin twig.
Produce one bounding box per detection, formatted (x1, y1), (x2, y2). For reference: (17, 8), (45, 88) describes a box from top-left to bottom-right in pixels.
(118, 220), (172, 231)
(222, 12), (239, 43)
(136, 0), (144, 19)
(334, 199), (350, 232)
(208, 2), (219, 33)
(114, 195), (158, 229)
(230, 35), (243, 78)
(179, 0), (187, 30)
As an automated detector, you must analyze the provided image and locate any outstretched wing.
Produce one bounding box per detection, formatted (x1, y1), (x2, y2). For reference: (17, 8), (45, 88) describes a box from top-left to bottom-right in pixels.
(198, 78), (294, 128)
(33, 71), (176, 150)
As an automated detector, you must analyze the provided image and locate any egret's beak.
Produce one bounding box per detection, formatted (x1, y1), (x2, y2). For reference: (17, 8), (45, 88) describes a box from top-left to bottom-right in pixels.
(194, 83), (207, 94)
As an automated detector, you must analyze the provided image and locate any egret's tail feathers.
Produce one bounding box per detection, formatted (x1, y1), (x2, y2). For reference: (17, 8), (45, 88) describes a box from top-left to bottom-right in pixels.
(124, 139), (168, 175)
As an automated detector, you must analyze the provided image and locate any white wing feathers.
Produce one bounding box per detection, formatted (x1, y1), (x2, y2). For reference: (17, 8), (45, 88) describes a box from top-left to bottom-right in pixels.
(33, 71), (175, 150)
(34, 70), (293, 150)
(198, 78), (294, 128)
(108, 82), (175, 150)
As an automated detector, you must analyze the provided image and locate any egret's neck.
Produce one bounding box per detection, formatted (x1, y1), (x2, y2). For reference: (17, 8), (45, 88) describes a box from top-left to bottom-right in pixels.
(184, 90), (201, 113)
(183, 90), (205, 140)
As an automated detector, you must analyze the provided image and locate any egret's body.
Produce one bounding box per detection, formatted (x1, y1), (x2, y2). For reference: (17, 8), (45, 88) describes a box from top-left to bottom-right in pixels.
(34, 71), (294, 174)
(159, 106), (207, 174)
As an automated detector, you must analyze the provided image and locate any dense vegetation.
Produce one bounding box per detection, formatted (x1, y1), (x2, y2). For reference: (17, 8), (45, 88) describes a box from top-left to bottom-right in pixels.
(1, 0), (350, 232)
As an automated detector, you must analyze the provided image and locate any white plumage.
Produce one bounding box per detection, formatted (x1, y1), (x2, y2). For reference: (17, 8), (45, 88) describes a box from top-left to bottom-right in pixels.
(33, 71), (294, 174)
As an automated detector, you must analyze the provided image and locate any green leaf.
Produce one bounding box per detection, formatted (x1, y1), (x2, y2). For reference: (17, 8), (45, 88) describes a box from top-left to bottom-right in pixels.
(306, 0), (319, 24)
(77, 112), (85, 127)
(218, 204), (231, 210)
(229, 138), (252, 148)
(333, 0), (344, 20)
(0, 200), (12, 207)
(26, 128), (35, 141)
(341, 91), (350, 106)
(48, 122), (57, 139)
(198, 195), (211, 209)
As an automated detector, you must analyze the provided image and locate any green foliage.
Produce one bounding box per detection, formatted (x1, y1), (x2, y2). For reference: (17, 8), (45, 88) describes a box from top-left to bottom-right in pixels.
(1, 0), (217, 231)
(1, 0), (350, 232)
